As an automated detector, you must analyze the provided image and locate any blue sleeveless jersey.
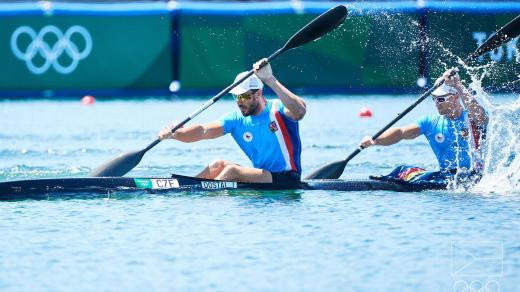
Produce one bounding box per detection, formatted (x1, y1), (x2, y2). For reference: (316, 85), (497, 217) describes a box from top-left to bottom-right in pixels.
(416, 110), (486, 171)
(219, 99), (302, 174)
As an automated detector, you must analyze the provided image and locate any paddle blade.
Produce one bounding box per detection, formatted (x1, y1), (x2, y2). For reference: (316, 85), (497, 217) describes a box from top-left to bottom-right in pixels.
(304, 159), (347, 180)
(89, 149), (146, 177)
(282, 5), (348, 53)
(467, 14), (520, 61)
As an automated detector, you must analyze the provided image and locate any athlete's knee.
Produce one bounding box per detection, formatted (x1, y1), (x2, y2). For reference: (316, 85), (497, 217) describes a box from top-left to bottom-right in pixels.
(221, 165), (238, 176)
(209, 159), (230, 171)
(218, 165), (239, 180)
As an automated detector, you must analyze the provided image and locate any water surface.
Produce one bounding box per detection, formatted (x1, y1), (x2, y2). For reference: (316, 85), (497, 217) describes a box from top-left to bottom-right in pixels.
(1, 96), (519, 291)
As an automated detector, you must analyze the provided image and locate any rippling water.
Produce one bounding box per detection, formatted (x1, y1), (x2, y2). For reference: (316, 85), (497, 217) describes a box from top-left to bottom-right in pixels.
(1, 96), (519, 291)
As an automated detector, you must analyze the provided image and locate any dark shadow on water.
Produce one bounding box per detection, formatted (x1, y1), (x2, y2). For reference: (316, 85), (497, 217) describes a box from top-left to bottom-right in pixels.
(222, 189), (303, 205)
(2, 188), (303, 202)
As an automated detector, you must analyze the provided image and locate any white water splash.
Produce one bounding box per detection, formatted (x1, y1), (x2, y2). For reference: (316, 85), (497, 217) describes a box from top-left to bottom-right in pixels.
(472, 94), (520, 194)
(430, 47), (520, 195)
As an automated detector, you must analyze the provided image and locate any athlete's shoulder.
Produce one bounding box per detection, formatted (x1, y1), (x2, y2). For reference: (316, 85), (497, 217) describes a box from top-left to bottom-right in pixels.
(219, 111), (244, 134)
(416, 113), (440, 135)
(265, 99), (276, 108)
(220, 110), (241, 122)
(267, 99), (286, 113)
(418, 113), (441, 124)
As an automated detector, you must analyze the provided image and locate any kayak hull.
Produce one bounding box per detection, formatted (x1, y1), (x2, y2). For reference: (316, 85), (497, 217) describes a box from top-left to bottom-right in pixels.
(0, 174), (445, 200)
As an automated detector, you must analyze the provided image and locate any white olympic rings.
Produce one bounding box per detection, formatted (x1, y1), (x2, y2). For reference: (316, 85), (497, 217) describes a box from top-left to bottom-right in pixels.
(452, 280), (500, 292)
(10, 25), (92, 75)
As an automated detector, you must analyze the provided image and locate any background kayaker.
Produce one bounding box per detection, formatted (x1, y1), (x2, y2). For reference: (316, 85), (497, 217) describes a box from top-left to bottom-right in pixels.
(359, 68), (488, 184)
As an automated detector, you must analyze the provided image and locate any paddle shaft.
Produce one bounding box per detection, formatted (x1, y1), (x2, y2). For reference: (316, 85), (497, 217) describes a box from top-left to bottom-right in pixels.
(143, 50), (284, 152)
(304, 14), (520, 180)
(318, 33), (515, 174)
(337, 15), (518, 166)
(90, 5), (348, 177)
(347, 51), (492, 164)
(147, 3), (350, 152)
(359, 14), (520, 155)
(305, 64), (464, 179)
(340, 81), (440, 165)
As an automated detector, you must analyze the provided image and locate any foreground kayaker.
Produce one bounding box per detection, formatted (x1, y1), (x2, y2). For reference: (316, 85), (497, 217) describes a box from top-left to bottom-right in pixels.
(159, 58), (306, 184)
(360, 68), (488, 185)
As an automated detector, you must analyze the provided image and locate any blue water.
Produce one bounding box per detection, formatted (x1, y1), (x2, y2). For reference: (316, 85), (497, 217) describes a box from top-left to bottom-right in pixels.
(1, 96), (519, 291)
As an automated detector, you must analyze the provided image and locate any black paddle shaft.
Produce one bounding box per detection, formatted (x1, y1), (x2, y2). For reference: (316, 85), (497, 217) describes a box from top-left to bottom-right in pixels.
(355, 14), (520, 162)
(305, 14), (520, 180)
(371, 14), (520, 143)
(164, 4), (349, 138)
(90, 5), (348, 177)
(146, 5), (350, 152)
(164, 12), (520, 158)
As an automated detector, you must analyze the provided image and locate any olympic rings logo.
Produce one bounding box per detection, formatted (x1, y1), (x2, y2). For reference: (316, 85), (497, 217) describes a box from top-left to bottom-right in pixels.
(453, 280), (500, 292)
(10, 25), (92, 75)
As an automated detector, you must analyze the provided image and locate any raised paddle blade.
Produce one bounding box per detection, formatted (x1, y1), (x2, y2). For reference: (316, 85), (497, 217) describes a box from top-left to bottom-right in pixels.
(282, 5), (347, 53)
(304, 148), (361, 179)
(304, 159), (346, 180)
(89, 148), (147, 177)
(467, 14), (520, 62)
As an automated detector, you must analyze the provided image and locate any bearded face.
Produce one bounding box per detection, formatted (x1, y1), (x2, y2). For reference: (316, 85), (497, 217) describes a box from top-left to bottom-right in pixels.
(236, 90), (262, 116)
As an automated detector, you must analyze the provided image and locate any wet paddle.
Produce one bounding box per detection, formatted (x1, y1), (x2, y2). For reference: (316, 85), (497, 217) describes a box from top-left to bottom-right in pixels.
(305, 14), (520, 180)
(90, 5), (348, 177)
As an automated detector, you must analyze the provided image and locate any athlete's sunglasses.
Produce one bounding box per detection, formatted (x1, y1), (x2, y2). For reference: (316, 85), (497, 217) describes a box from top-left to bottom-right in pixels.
(432, 94), (453, 103)
(234, 90), (258, 101)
